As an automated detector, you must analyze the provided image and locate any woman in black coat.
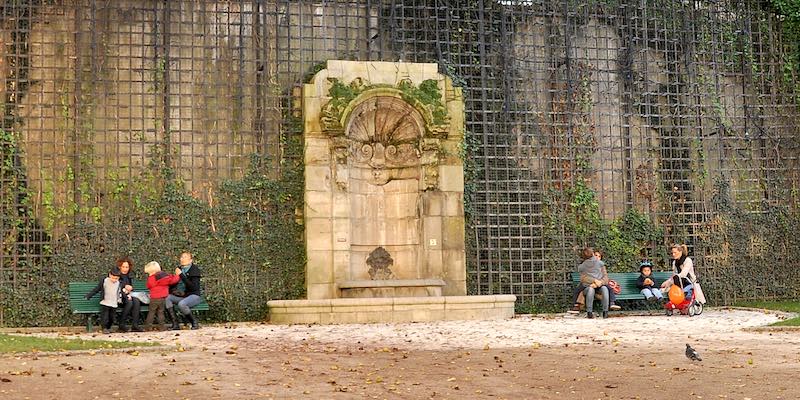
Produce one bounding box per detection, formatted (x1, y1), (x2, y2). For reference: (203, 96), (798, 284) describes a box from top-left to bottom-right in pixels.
(116, 256), (143, 332)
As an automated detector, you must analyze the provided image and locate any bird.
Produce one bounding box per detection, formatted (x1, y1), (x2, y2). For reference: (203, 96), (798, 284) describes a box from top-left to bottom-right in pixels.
(685, 343), (702, 361)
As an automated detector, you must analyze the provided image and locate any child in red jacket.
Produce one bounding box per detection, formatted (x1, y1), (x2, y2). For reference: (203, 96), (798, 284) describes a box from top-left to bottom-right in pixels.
(143, 261), (180, 331)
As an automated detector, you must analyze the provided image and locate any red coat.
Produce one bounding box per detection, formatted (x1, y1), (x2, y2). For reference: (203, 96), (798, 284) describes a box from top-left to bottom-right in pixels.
(147, 272), (180, 299)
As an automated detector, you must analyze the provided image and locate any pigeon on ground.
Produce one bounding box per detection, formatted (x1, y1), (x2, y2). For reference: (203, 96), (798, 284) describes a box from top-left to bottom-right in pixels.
(685, 343), (702, 361)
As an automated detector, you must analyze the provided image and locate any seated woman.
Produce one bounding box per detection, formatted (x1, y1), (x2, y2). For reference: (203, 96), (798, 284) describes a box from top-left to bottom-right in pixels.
(577, 247), (610, 319)
(117, 257), (143, 332)
(660, 244), (696, 298)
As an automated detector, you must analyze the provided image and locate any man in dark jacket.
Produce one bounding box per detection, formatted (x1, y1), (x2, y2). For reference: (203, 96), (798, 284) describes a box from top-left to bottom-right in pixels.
(166, 251), (203, 330)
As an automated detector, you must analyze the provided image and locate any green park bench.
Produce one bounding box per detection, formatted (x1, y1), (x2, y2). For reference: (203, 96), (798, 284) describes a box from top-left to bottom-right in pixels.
(570, 271), (674, 305)
(68, 281), (209, 331)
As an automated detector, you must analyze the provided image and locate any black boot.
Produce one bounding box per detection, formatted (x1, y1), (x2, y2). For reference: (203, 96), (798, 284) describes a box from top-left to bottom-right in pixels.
(586, 311), (594, 319)
(185, 311), (200, 330)
(118, 316), (129, 332)
(130, 300), (143, 331)
(167, 307), (181, 330)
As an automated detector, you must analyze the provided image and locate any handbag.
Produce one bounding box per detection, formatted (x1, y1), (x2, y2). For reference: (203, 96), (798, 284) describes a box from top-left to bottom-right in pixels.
(608, 279), (622, 295)
(129, 291), (151, 304)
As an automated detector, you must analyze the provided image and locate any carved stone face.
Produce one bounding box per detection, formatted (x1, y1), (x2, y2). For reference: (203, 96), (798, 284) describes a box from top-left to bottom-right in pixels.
(345, 96), (425, 185)
(366, 246), (395, 280)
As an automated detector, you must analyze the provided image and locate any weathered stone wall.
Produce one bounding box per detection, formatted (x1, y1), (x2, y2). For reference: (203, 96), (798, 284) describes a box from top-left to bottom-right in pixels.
(510, 13), (794, 222)
(9, 1), (379, 231)
(512, 16), (645, 220)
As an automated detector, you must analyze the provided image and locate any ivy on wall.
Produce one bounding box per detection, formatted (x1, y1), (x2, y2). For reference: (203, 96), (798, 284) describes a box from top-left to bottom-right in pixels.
(699, 178), (800, 305)
(544, 179), (664, 273)
(769, 0), (800, 106)
(0, 128), (29, 249)
(0, 132), (306, 327)
(323, 78), (449, 128)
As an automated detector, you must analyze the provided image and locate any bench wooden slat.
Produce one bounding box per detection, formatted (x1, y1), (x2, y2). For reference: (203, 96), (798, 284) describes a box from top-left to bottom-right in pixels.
(69, 281), (209, 314)
(570, 271), (673, 301)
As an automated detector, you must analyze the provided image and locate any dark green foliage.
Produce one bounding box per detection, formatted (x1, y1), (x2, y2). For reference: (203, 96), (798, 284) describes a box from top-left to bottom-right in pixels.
(514, 300), (566, 315)
(545, 180), (664, 272)
(0, 139), (305, 327)
(460, 130), (481, 221)
(0, 128), (27, 236)
(768, 0), (800, 106)
(596, 209), (665, 271)
(326, 79), (359, 114)
(769, 0), (800, 66)
(302, 61), (328, 83)
(326, 78), (449, 126)
(699, 178), (800, 305)
(398, 79), (448, 125)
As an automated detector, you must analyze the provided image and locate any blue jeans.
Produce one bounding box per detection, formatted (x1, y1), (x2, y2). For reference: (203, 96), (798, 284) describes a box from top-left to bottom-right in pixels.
(584, 286), (609, 313)
(166, 294), (202, 315)
(682, 284), (693, 299)
(641, 288), (663, 300)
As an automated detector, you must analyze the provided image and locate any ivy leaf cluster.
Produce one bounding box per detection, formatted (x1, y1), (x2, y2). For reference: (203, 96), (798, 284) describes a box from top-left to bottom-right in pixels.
(0, 138), (306, 327)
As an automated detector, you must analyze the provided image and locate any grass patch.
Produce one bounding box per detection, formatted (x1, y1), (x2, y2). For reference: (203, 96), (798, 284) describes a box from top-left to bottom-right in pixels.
(0, 333), (157, 353)
(734, 300), (800, 326)
(771, 318), (800, 327)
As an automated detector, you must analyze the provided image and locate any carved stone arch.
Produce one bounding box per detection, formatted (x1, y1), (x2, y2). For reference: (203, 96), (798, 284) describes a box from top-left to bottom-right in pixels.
(345, 95), (426, 143)
(332, 89), (441, 189)
(339, 88), (435, 138)
(344, 94), (426, 171)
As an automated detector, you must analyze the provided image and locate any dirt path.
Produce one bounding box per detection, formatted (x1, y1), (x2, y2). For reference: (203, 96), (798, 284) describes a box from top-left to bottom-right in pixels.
(1, 309), (798, 399)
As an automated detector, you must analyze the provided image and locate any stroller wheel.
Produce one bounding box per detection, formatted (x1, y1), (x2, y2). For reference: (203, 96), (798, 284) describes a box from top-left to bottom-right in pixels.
(688, 305), (696, 317)
(666, 309), (673, 316)
(695, 303), (704, 315)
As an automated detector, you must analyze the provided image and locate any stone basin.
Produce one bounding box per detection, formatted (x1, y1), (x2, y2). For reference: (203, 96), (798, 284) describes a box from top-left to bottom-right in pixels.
(338, 279), (446, 298)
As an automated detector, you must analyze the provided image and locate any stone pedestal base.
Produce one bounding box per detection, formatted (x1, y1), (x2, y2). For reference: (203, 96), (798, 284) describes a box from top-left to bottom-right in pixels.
(267, 295), (516, 324)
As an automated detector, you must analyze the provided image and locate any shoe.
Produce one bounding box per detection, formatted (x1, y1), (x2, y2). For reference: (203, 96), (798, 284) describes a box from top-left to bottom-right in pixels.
(609, 304), (622, 311)
(131, 326), (144, 332)
(102, 329), (112, 334)
(118, 326), (129, 333)
(602, 311), (608, 319)
(586, 312), (594, 319)
(167, 308), (181, 330)
(567, 304), (581, 314)
(646, 296), (657, 302)
(185, 312), (200, 330)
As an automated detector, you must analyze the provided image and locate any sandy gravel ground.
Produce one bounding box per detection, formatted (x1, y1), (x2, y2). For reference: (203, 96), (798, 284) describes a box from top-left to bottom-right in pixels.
(1, 308), (798, 399)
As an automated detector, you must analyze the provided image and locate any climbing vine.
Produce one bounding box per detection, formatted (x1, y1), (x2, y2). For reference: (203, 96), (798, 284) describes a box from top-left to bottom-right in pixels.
(323, 78), (449, 128)
(0, 134), (306, 326)
(699, 178), (800, 304)
(769, 0), (800, 107)
(544, 180), (664, 273)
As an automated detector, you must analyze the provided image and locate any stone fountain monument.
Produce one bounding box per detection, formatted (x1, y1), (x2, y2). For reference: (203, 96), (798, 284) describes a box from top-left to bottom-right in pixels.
(268, 60), (515, 324)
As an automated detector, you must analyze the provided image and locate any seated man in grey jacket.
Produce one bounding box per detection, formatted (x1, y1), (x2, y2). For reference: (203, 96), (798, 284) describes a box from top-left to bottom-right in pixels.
(577, 247), (610, 319)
